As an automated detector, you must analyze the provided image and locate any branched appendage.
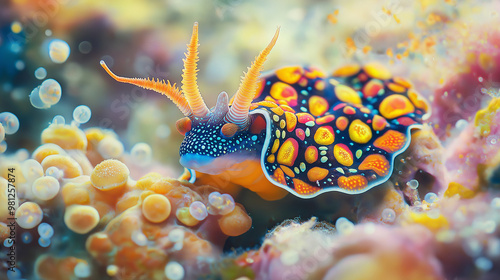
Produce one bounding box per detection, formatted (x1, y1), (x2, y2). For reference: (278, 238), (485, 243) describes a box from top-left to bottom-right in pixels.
(100, 60), (192, 116)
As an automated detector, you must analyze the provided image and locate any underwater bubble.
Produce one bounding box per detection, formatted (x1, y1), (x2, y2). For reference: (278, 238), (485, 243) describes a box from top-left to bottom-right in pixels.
(427, 208), (441, 219)
(335, 217), (354, 235)
(45, 29), (52, 36)
(189, 201), (208, 221)
(48, 39), (70, 63)
(207, 192), (235, 215)
(97, 137), (124, 159)
(38, 223), (54, 239)
(15, 60), (25, 71)
(21, 159), (44, 182)
(424, 192), (438, 203)
(16, 202), (43, 229)
(34, 67), (47, 80)
(73, 105), (91, 124)
(131, 230), (148, 246)
(4, 238), (13, 247)
(156, 124), (171, 139)
(10, 21), (22, 33)
(381, 208), (396, 223)
(22, 232), (33, 244)
(479, 77), (484, 82)
(0, 123), (4, 142)
(464, 238), (482, 257)
(168, 228), (185, 243)
(79, 41), (92, 54)
(475, 257), (493, 271)
(39, 79), (62, 106)
(46, 166), (63, 180)
(15, 149), (29, 161)
(30, 87), (50, 109)
(406, 179), (419, 190)
(491, 197), (500, 209)
(0, 141), (7, 153)
(164, 261), (184, 280)
(33, 176), (60, 201)
(455, 119), (468, 130)
(74, 262), (91, 278)
(130, 142), (152, 166)
(107, 265), (118, 277)
(7, 267), (21, 280)
(52, 115), (65, 125)
(0, 112), (20, 134)
(487, 238), (500, 257)
(38, 237), (51, 248)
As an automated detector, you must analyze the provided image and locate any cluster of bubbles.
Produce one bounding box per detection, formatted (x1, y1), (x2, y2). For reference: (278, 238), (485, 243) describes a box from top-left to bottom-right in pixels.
(206, 191), (235, 215)
(30, 79), (62, 109)
(188, 191), (237, 222)
(37, 223), (54, 248)
(0, 112), (20, 153)
(168, 228), (185, 251)
(335, 217), (355, 235)
(131, 230), (148, 247)
(48, 39), (70, 63)
(406, 179), (419, 190)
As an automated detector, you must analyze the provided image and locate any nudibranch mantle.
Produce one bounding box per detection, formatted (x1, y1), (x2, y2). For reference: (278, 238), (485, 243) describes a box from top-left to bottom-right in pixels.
(101, 22), (430, 199)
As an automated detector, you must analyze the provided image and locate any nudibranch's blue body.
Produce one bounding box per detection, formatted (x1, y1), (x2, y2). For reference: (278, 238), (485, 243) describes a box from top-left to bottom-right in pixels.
(101, 23), (430, 199)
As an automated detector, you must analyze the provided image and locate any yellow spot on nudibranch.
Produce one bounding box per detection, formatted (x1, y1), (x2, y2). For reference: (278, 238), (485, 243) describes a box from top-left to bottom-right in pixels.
(305, 146), (318, 164)
(314, 126), (335, 145)
(307, 167), (329, 182)
(358, 154), (390, 176)
(379, 94), (415, 119)
(363, 63), (391, 80)
(334, 84), (362, 104)
(348, 119), (372, 144)
(277, 138), (299, 166)
(333, 144), (354, 166)
(309, 96), (329, 116)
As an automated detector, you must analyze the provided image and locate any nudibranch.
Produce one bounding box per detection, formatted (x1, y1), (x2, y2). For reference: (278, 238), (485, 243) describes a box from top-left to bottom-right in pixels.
(101, 22), (430, 200)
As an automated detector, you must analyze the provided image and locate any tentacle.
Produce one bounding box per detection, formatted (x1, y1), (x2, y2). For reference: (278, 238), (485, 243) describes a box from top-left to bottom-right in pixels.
(100, 60), (191, 116)
(225, 27), (280, 128)
(209, 91), (229, 124)
(181, 22), (210, 118)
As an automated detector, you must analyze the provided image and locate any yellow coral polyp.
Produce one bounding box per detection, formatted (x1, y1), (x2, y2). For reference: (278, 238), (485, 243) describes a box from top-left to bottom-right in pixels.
(91, 159), (129, 191)
(142, 194), (171, 223)
(41, 155), (83, 178)
(444, 182), (476, 199)
(408, 211), (449, 232)
(64, 205), (100, 234)
(41, 124), (88, 150)
(32, 143), (66, 163)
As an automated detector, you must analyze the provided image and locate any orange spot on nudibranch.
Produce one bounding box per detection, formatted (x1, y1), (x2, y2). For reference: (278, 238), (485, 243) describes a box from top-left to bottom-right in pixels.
(276, 66), (304, 84)
(293, 178), (321, 196)
(338, 175), (368, 191)
(314, 80), (326, 91)
(305, 146), (319, 164)
(295, 129), (305, 141)
(256, 101), (278, 108)
(267, 154), (275, 163)
(296, 113), (315, 124)
(372, 115), (389, 131)
(314, 126), (335, 145)
(358, 154), (390, 176)
(348, 119), (372, 144)
(277, 138), (299, 166)
(362, 79), (384, 98)
(336, 116), (349, 131)
(271, 106), (284, 116)
(332, 64), (360, 77)
(280, 105), (295, 113)
(373, 130), (407, 153)
(335, 84), (362, 104)
(307, 167), (329, 182)
(379, 94), (415, 119)
(316, 115), (335, 125)
(309, 96), (329, 116)
(393, 77), (412, 88)
(280, 165), (296, 177)
(273, 168), (287, 185)
(334, 143), (354, 166)
(387, 82), (406, 93)
(408, 90), (429, 112)
(284, 112), (297, 132)
(270, 82), (298, 107)
(343, 106), (356, 115)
